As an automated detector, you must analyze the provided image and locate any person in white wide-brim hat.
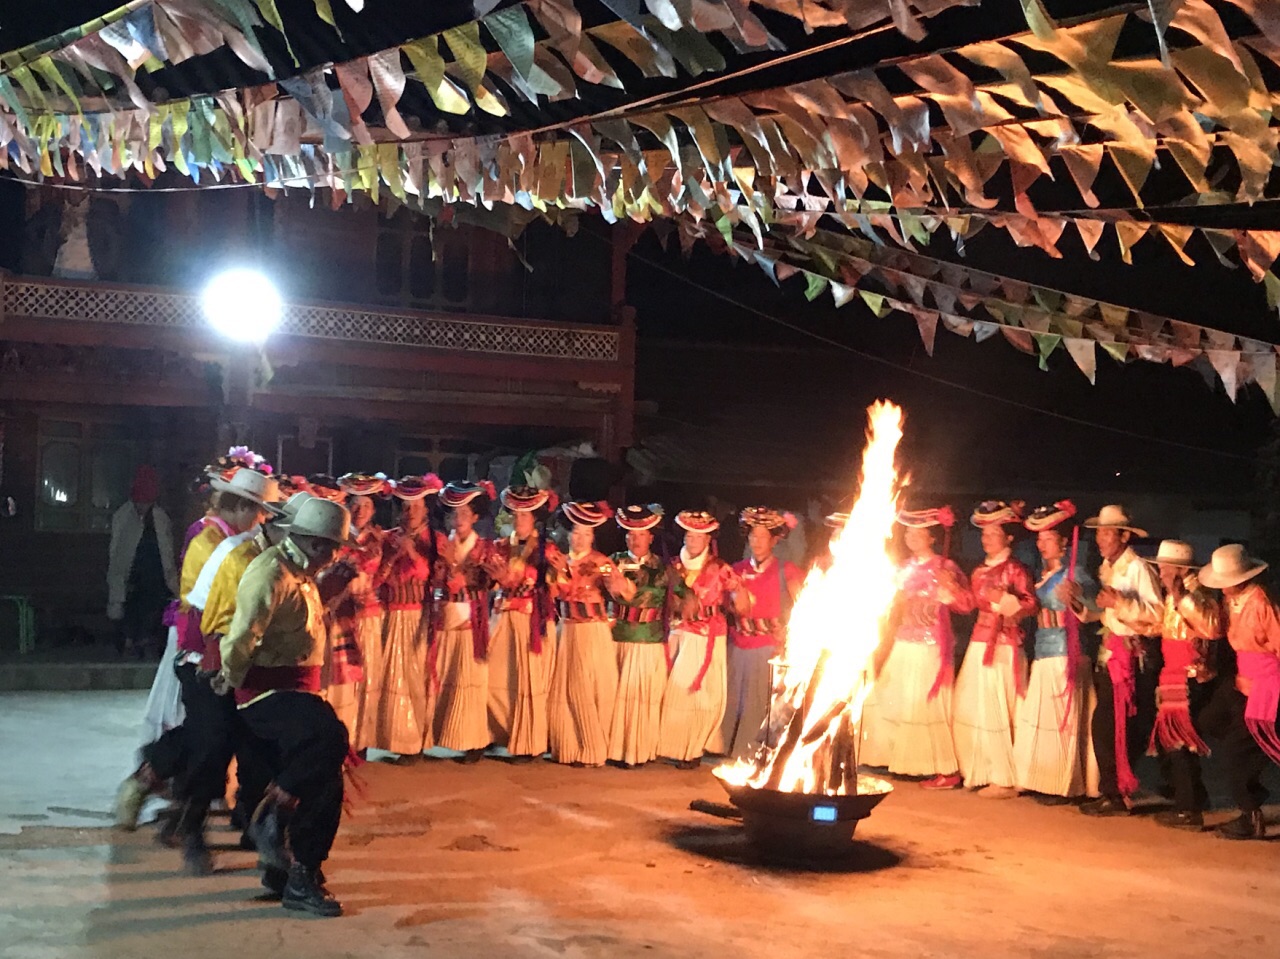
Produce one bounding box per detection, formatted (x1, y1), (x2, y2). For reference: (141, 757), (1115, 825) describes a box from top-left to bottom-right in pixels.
(1062, 504), (1163, 818)
(1143, 541), (1223, 832)
(118, 457), (283, 874)
(1193, 544), (1280, 840)
(216, 495), (353, 917)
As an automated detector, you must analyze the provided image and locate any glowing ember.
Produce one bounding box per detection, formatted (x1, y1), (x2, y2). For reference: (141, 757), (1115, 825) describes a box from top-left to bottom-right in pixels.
(717, 400), (905, 796)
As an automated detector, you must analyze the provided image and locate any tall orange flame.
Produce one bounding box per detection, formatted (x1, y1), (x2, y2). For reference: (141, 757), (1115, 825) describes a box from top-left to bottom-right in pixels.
(718, 400), (905, 795)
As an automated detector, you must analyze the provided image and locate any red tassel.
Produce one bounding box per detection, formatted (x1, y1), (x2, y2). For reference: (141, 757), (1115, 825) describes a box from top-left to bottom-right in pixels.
(1107, 637), (1140, 798)
(688, 619), (722, 693)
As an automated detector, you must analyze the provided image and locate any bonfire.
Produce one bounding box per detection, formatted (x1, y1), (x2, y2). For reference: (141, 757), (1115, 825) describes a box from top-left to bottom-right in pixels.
(714, 401), (905, 855)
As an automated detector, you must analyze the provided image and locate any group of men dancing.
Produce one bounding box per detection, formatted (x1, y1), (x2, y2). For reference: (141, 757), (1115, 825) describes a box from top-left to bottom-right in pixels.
(862, 499), (1280, 844)
(113, 447), (1280, 920)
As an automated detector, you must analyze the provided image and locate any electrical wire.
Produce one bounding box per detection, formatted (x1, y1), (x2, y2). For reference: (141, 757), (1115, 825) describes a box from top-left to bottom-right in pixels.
(625, 247), (1259, 462)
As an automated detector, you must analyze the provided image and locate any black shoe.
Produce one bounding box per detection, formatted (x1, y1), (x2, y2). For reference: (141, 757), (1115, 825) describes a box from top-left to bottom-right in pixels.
(282, 864), (343, 918)
(505, 754), (535, 765)
(248, 801), (291, 872)
(1079, 797), (1130, 818)
(673, 759), (701, 771)
(455, 749), (484, 765)
(155, 809), (182, 848)
(1154, 810), (1204, 831)
(181, 834), (215, 876)
(1216, 810), (1266, 840)
(230, 805), (248, 832)
(262, 866), (289, 899)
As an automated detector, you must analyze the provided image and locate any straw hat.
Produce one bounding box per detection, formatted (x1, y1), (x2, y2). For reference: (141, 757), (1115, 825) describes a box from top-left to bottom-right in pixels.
(562, 500), (611, 528)
(1198, 544), (1268, 589)
(440, 479), (496, 509)
(273, 491), (315, 523)
(896, 505), (956, 529)
(971, 500), (1025, 528)
(501, 485), (556, 513)
(675, 510), (720, 534)
(209, 468), (282, 512)
(390, 474), (443, 501)
(1083, 504), (1147, 538)
(1025, 500), (1077, 532)
(1149, 540), (1197, 568)
(339, 472), (389, 497)
(739, 506), (797, 536)
(616, 504), (663, 531)
(280, 497), (354, 545)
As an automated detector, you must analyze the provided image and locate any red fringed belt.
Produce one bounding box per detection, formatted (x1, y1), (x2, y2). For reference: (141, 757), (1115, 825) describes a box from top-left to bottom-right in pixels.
(1104, 631), (1140, 798)
(1238, 651), (1280, 767)
(235, 665), (322, 706)
(1148, 640), (1210, 756)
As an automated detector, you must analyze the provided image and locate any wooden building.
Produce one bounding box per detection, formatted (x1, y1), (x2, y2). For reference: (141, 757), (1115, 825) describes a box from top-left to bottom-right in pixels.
(0, 185), (635, 645)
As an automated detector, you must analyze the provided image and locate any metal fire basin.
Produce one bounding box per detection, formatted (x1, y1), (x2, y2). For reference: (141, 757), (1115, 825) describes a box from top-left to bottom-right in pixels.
(715, 774), (892, 863)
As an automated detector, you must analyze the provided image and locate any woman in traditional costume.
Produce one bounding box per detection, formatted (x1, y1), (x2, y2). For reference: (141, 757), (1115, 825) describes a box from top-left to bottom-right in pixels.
(717, 507), (804, 759)
(657, 511), (741, 769)
(431, 480), (499, 763)
(370, 474), (443, 762)
(1013, 502), (1097, 803)
(862, 506), (973, 788)
(547, 502), (618, 767)
(487, 485), (559, 762)
(954, 500), (1037, 797)
(333, 473), (389, 753)
(607, 505), (671, 767)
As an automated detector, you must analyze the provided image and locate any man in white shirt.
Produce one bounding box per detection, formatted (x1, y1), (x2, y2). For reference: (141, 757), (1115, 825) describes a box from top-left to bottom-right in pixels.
(1065, 505), (1163, 817)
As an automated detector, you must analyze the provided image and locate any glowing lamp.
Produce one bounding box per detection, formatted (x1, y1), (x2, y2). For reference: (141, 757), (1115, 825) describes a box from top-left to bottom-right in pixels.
(201, 269), (282, 344)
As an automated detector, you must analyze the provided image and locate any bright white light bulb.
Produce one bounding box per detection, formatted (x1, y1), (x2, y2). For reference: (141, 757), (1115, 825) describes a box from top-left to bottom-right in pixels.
(201, 269), (283, 344)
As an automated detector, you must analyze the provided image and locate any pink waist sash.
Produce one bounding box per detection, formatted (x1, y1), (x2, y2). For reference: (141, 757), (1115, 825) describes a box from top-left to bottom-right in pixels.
(1237, 652), (1280, 767)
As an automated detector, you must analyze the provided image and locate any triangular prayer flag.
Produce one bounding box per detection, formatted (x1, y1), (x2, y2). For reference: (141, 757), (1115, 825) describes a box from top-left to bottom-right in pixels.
(1032, 332), (1063, 370)
(912, 307), (938, 355)
(1206, 349), (1242, 400)
(830, 281), (857, 308)
(1065, 337), (1097, 383)
(803, 272), (830, 302)
(1100, 341), (1129, 364)
(859, 290), (890, 317)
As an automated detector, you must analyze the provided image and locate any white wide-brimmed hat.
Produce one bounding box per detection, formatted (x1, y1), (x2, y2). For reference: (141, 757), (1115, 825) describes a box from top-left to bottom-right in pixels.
(1198, 544), (1268, 590)
(280, 497), (353, 545)
(1083, 504), (1147, 538)
(275, 491), (315, 523)
(209, 468), (282, 512)
(1149, 540), (1196, 568)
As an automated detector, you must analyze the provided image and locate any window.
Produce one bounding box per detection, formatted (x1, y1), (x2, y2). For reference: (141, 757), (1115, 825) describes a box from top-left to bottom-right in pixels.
(374, 210), (472, 310)
(276, 434), (334, 478)
(36, 419), (138, 531)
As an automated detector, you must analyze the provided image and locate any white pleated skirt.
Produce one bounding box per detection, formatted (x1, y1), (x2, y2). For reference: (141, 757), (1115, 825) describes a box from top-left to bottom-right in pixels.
(488, 609), (557, 757)
(548, 620), (619, 766)
(658, 627), (727, 763)
(353, 612), (385, 752)
(373, 608), (429, 755)
(860, 641), (959, 777)
(718, 644), (775, 760)
(431, 623), (492, 752)
(140, 625), (184, 747)
(1013, 655), (1089, 796)
(953, 641), (1025, 788)
(608, 641), (667, 765)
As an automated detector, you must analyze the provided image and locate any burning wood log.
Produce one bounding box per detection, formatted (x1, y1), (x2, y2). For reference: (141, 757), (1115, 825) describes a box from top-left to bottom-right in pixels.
(763, 649), (830, 792)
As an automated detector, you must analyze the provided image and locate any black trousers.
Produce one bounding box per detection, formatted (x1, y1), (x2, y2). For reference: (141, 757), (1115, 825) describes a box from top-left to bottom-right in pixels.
(140, 661), (272, 818)
(1092, 638), (1161, 801)
(1199, 678), (1272, 813)
(1161, 678), (1216, 814)
(239, 691), (348, 869)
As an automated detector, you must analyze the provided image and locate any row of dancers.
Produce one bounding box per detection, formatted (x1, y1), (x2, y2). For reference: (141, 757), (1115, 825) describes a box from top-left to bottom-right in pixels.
(861, 500), (1280, 841)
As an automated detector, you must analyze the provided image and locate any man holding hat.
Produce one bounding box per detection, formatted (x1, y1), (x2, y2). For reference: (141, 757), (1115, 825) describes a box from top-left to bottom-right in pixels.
(217, 496), (354, 916)
(1065, 505), (1162, 817)
(1147, 541), (1221, 831)
(1196, 544), (1280, 840)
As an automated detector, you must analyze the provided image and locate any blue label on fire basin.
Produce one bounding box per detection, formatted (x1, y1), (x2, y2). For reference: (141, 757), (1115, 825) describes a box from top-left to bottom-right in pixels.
(810, 805), (838, 823)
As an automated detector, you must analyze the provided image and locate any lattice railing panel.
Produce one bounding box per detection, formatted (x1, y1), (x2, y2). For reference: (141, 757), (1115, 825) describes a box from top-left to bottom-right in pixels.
(3, 278), (619, 363)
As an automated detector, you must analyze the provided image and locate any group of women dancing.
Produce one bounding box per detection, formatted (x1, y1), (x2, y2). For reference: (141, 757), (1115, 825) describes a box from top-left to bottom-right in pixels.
(299, 474), (803, 770)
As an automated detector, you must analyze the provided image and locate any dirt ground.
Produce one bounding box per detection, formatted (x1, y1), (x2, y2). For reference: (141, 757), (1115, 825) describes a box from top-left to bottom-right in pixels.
(2, 691), (1278, 959)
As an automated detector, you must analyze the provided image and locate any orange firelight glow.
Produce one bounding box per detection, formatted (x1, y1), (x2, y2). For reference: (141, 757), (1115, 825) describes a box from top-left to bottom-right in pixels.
(717, 400), (905, 795)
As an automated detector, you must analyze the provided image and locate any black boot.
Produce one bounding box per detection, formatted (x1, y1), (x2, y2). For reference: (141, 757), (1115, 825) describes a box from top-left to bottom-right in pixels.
(1079, 796), (1130, 818)
(1216, 809), (1266, 840)
(1154, 810), (1204, 831)
(261, 866), (289, 899)
(282, 864), (342, 917)
(181, 832), (215, 876)
(248, 799), (292, 872)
